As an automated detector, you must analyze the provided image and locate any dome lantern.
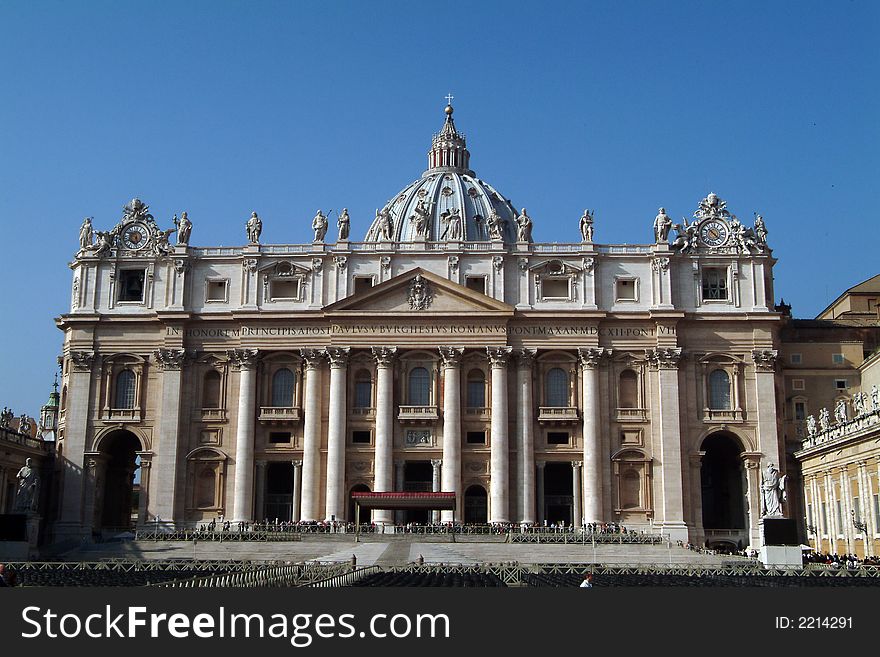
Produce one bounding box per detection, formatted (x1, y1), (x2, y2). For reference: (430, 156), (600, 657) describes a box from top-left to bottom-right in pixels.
(427, 101), (473, 175)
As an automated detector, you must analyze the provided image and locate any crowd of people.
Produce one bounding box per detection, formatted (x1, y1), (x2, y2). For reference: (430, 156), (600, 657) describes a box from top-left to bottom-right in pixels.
(802, 551), (880, 568)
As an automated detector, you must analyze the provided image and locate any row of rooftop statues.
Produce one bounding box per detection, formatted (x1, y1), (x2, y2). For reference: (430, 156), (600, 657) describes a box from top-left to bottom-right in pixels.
(75, 194), (769, 252)
(805, 385), (880, 439)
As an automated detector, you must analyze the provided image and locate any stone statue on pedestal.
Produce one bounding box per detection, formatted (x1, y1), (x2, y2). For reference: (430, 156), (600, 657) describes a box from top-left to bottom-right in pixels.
(174, 212), (192, 245)
(410, 200), (432, 239)
(337, 209), (350, 241)
(246, 212), (262, 244)
(13, 458), (39, 514)
(653, 208), (672, 243)
(515, 209), (533, 243)
(312, 210), (328, 242)
(79, 217), (94, 251)
(486, 209), (504, 240)
(760, 463), (786, 517)
(579, 209), (594, 242)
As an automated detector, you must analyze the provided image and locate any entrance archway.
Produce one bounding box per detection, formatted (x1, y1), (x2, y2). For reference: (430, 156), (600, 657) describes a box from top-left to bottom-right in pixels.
(464, 485), (488, 524)
(98, 430), (141, 529)
(700, 432), (747, 548)
(265, 462), (294, 522)
(543, 462), (573, 526)
(403, 461), (433, 523)
(348, 484), (370, 523)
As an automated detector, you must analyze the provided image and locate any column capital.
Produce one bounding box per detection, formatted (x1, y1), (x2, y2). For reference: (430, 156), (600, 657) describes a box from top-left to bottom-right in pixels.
(153, 348), (191, 371)
(487, 346), (512, 367)
(741, 451), (763, 468)
(571, 460), (583, 469)
(751, 349), (779, 372)
(326, 347), (350, 368)
(69, 350), (96, 372)
(291, 460), (303, 468)
(300, 348), (326, 370)
(372, 346), (398, 367)
(431, 459), (443, 470)
(536, 459), (547, 470)
(514, 347), (537, 369)
(578, 347), (610, 369)
(227, 348), (260, 370)
(645, 347), (682, 370)
(438, 346), (464, 367)
(689, 451), (706, 467)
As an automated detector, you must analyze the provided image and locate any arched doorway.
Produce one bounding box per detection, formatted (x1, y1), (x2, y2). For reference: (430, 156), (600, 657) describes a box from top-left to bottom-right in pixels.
(264, 462), (294, 522)
(349, 483), (370, 523)
(464, 485), (488, 524)
(98, 430), (141, 529)
(543, 462), (573, 526)
(700, 433), (747, 548)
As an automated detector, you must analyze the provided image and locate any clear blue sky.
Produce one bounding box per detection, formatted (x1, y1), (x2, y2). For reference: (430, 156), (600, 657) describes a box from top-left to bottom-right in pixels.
(1, 1), (878, 416)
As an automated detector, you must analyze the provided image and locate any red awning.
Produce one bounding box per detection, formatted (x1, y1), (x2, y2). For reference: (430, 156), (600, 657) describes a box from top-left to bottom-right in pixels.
(351, 492), (456, 510)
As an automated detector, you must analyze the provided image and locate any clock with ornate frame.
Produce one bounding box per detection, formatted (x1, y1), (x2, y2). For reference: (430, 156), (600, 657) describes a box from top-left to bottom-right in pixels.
(121, 222), (151, 250)
(699, 219), (729, 248)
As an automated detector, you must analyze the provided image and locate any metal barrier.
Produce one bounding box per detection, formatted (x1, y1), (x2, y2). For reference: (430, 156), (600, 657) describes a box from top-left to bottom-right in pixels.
(134, 530), (304, 542)
(510, 532), (665, 544)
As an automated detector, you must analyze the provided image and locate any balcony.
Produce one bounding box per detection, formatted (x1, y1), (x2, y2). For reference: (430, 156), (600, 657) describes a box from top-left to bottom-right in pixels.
(616, 407), (648, 423)
(538, 406), (579, 424)
(199, 408), (227, 423)
(702, 408), (743, 423)
(258, 406), (302, 423)
(351, 407), (376, 420)
(397, 405), (439, 423)
(464, 406), (490, 421)
(103, 408), (141, 423)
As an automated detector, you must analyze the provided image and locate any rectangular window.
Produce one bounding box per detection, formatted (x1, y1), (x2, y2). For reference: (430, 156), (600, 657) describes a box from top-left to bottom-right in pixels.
(835, 379), (847, 390)
(466, 380), (485, 408)
(792, 379), (805, 391)
(789, 354), (802, 365)
(794, 401), (806, 422)
(701, 268), (728, 300)
(547, 431), (570, 445)
(821, 503), (827, 534)
(836, 500), (843, 534)
(853, 496), (861, 527)
(874, 494), (879, 532)
(615, 278), (637, 302)
(466, 431), (486, 445)
(807, 504), (813, 528)
(352, 430), (371, 444)
(542, 278), (570, 299)
(465, 276), (486, 294)
(832, 353), (844, 364)
(206, 280), (228, 302)
(118, 269), (146, 302)
(353, 276), (373, 295)
(270, 279), (300, 300)
(269, 432), (291, 444)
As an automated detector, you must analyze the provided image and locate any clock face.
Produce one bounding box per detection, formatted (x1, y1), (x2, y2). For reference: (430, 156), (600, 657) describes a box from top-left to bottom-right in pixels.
(700, 219), (729, 247)
(122, 223), (149, 250)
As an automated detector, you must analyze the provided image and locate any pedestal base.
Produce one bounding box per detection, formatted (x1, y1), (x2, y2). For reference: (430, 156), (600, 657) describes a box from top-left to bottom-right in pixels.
(759, 546), (803, 568)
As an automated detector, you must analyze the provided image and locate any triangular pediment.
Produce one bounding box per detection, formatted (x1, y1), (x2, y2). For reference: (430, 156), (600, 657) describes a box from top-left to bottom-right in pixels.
(325, 268), (514, 315)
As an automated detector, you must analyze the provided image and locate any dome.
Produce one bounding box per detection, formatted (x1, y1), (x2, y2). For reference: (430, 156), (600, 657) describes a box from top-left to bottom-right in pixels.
(364, 105), (522, 243)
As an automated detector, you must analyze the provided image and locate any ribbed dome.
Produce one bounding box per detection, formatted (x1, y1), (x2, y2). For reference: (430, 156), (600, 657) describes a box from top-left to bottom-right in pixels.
(364, 105), (521, 243)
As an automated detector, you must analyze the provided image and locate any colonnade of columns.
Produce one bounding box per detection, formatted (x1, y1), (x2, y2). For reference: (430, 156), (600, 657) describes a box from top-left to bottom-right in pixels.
(804, 463), (878, 557)
(226, 344), (630, 527)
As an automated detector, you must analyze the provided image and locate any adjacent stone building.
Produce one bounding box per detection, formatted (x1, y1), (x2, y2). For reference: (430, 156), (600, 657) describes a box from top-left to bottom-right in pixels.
(54, 105), (785, 547)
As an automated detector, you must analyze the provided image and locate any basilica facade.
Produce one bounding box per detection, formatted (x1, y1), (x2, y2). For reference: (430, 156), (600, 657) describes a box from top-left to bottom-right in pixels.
(54, 105), (783, 547)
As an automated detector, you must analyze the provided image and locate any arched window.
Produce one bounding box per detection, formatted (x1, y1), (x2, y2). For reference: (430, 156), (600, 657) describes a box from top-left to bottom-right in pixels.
(114, 369), (136, 409)
(708, 369), (732, 410)
(354, 369), (372, 408)
(408, 367), (430, 405)
(466, 369), (486, 408)
(545, 367), (569, 407)
(271, 368), (296, 407)
(202, 371), (222, 408)
(618, 370), (638, 408)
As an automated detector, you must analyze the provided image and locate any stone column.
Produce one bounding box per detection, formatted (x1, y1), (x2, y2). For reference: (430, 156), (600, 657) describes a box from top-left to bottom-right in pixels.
(57, 351), (96, 539)
(291, 460), (303, 522)
(325, 347), (350, 521)
(752, 350), (783, 500)
(394, 460), (405, 525)
(578, 347), (607, 526)
(299, 349), (326, 522)
(742, 452), (763, 549)
(536, 461), (546, 526)
(152, 348), (188, 525)
(572, 461), (583, 529)
(647, 347), (688, 542)
(439, 347), (463, 523)
(229, 349), (259, 523)
(81, 453), (104, 535)
(136, 454), (152, 526)
(516, 348), (537, 525)
(431, 459), (442, 523)
(372, 347), (398, 525)
(840, 468), (855, 555)
(689, 452), (706, 546)
(857, 462), (873, 557)
(487, 347), (512, 523)
(254, 460), (267, 522)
